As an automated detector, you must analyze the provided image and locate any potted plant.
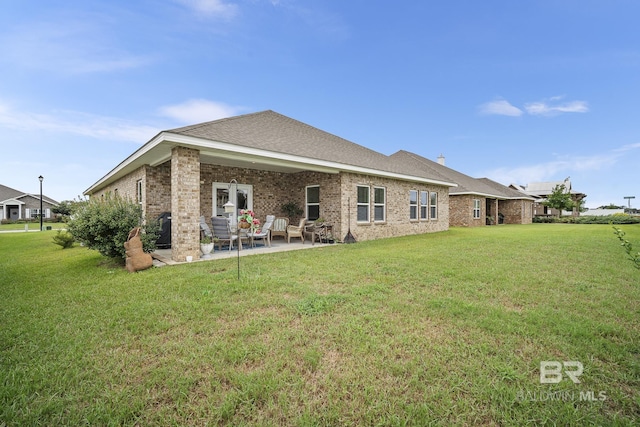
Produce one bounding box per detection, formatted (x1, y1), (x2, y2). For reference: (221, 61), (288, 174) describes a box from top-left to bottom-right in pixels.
(281, 202), (303, 220)
(200, 235), (214, 259)
(238, 209), (260, 230)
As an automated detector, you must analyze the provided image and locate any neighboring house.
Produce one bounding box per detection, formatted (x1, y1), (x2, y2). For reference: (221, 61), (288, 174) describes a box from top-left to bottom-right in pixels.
(388, 152), (535, 227)
(85, 110), (458, 262)
(510, 178), (586, 217)
(0, 184), (58, 221)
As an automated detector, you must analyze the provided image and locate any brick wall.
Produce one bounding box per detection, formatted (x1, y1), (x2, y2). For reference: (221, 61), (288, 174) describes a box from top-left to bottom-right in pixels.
(500, 199), (533, 224)
(450, 195), (485, 227)
(340, 173), (449, 241)
(170, 147), (200, 262)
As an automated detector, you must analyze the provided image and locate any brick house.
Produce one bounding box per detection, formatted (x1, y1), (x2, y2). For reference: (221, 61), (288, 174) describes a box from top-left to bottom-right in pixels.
(0, 184), (58, 221)
(510, 179), (586, 217)
(84, 111), (457, 262)
(389, 151), (535, 227)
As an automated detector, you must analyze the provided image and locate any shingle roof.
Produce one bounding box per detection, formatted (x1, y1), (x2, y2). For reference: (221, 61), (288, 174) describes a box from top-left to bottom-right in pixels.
(0, 184), (59, 205)
(389, 151), (534, 200)
(87, 110), (460, 195)
(168, 110), (453, 183)
(0, 184), (23, 202)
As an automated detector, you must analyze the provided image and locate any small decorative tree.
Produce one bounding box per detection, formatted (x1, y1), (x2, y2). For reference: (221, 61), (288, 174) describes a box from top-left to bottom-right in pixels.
(281, 201), (303, 220)
(543, 184), (574, 217)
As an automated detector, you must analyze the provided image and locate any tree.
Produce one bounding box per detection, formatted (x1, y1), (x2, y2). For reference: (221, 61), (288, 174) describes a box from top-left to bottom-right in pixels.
(543, 184), (574, 217)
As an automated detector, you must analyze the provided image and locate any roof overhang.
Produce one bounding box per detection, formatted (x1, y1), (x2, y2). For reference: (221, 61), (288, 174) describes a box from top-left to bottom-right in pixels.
(450, 191), (536, 201)
(0, 198), (25, 205)
(85, 132), (457, 195)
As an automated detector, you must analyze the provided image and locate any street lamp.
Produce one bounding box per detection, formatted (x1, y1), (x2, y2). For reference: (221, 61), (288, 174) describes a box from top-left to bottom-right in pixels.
(223, 179), (240, 280)
(38, 175), (43, 231)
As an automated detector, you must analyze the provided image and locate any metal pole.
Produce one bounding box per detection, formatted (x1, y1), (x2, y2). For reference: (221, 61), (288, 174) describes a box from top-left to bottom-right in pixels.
(235, 180), (240, 280)
(38, 175), (43, 231)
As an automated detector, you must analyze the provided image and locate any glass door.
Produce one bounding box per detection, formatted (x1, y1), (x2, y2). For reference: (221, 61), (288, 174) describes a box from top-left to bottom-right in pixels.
(212, 183), (253, 227)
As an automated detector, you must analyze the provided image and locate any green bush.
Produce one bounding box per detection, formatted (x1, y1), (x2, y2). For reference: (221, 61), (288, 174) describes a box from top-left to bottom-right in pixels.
(534, 215), (640, 224)
(66, 193), (159, 261)
(52, 230), (75, 249)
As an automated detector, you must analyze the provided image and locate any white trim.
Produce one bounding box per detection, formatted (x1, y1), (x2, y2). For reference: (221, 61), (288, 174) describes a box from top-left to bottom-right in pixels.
(356, 185), (370, 223)
(85, 132), (458, 195)
(212, 182), (253, 227)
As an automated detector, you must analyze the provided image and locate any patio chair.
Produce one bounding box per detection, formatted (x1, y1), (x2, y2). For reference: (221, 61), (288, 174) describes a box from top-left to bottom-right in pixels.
(287, 218), (307, 244)
(199, 216), (213, 240)
(248, 215), (275, 248)
(211, 216), (238, 251)
(271, 217), (289, 240)
(303, 220), (322, 246)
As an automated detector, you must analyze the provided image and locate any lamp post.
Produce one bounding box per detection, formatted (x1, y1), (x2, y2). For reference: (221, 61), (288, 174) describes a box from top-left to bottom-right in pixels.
(38, 175), (43, 231)
(223, 179), (240, 280)
(624, 196), (635, 209)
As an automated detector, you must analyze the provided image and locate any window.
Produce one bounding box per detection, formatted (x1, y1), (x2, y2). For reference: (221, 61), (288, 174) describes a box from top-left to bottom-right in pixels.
(430, 192), (438, 220)
(136, 180), (143, 205)
(409, 190), (418, 220)
(420, 191), (429, 220)
(373, 187), (385, 222)
(212, 183), (253, 226)
(473, 199), (481, 219)
(357, 185), (370, 222)
(306, 185), (320, 220)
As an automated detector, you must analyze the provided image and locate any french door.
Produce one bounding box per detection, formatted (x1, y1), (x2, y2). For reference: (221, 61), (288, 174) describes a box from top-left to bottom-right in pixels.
(212, 183), (253, 226)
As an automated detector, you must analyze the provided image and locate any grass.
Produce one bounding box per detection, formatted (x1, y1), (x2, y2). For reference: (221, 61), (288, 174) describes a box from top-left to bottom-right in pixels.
(1, 224), (639, 426)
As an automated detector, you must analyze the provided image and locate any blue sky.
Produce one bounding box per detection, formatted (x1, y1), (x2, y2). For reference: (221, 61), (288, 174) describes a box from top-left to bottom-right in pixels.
(1, 0), (638, 208)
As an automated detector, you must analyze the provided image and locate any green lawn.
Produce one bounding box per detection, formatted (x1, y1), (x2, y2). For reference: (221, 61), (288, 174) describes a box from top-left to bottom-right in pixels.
(1, 224), (639, 426)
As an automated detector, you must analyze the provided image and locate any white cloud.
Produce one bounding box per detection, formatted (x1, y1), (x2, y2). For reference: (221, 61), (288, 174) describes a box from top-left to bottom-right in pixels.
(613, 142), (640, 152)
(0, 101), (158, 143)
(175, 0), (238, 19)
(0, 19), (154, 74)
(481, 146), (630, 185)
(478, 96), (589, 118)
(477, 99), (523, 117)
(524, 99), (589, 116)
(158, 99), (245, 124)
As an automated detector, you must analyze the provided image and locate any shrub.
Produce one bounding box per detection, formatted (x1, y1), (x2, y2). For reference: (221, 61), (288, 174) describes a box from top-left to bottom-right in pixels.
(534, 215), (640, 225)
(52, 230), (75, 249)
(66, 193), (159, 261)
(612, 226), (640, 270)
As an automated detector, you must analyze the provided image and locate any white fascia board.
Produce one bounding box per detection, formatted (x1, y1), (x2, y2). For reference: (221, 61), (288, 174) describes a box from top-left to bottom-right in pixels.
(450, 190), (535, 200)
(85, 131), (458, 194)
(165, 133), (458, 187)
(0, 198), (25, 205)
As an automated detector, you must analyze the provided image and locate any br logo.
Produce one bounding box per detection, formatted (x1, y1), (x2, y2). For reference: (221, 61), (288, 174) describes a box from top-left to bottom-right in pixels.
(540, 361), (583, 384)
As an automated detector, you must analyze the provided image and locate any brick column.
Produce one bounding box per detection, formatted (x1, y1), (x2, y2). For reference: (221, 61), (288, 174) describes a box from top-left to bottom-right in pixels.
(171, 146), (201, 262)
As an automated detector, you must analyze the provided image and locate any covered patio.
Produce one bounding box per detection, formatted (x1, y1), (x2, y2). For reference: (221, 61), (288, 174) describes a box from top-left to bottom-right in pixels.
(151, 238), (334, 266)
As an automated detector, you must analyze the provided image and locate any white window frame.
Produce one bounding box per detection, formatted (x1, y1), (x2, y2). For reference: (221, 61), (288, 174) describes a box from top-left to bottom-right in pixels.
(430, 192), (438, 220)
(212, 182), (253, 227)
(357, 185), (370, 223)
(373, 187), (385, 222)
(420, 191), (429, 220)
(473, 199), (481, 219)
(136, 179), (143, 206)
(409, 190), (418, 220)
(306, 185), (320, 221)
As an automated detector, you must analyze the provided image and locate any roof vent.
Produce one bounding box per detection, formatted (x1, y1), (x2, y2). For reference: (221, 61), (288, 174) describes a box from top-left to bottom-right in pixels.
(437, 154), (445, 166)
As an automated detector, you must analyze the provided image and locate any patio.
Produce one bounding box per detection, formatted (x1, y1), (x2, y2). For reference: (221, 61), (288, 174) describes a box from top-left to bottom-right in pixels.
(151, 238), (334, 266)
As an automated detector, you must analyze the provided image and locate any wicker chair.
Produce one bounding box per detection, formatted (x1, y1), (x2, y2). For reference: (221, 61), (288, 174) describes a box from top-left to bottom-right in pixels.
(271, 217), (289, 240)
(287, 218), (306, 243)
